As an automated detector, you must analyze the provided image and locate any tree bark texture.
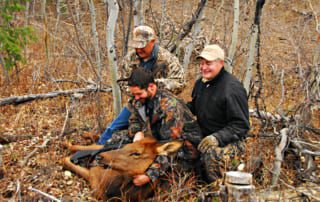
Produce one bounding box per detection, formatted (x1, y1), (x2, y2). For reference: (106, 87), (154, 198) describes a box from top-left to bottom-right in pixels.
(182, 0), (207, 71)
(106, 0), (122, 115)
(225, 0), (239, 73)
(0, 87), (111, 107)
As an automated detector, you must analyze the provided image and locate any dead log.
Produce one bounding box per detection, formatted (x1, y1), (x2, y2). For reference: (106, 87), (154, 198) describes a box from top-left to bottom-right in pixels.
(0, 87), (111, 107)
(0, 134), (33, 144)
(272, 128), (289, 186)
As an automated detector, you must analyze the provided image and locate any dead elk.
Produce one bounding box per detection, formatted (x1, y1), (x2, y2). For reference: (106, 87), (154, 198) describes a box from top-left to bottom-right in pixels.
(63, 137), (183, 200)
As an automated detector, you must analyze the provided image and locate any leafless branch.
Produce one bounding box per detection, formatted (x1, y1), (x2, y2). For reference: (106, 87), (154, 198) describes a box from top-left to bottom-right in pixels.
(28, 186), (61, 202)
(20, 139), (50, 167)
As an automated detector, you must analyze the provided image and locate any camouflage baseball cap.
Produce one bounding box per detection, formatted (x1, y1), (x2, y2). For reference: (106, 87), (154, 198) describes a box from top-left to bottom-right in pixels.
(196, 44), (225, 61)
(129, 26), (156, 48)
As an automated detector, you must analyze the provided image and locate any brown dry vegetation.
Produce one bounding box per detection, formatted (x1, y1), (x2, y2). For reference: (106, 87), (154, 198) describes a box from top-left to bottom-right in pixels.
(0, 0), (319, 201)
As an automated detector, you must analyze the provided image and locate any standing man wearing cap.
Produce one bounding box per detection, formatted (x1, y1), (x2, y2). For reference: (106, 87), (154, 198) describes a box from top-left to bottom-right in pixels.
(97, 25), (185, 145)
(187, 44), (250, 183)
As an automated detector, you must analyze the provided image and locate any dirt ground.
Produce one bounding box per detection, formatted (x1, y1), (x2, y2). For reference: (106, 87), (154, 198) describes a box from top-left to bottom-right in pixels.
(0, 0), (319, 201)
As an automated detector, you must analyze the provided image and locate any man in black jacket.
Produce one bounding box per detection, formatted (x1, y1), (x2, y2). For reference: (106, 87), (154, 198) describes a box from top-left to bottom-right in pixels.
(187, 44), (250, 183)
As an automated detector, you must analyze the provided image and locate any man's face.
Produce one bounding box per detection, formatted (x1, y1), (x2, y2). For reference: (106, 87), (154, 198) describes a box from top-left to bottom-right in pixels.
(199, 59), (224, 80)
(129, 86), (151, 103)
(135, 40), (155, 60)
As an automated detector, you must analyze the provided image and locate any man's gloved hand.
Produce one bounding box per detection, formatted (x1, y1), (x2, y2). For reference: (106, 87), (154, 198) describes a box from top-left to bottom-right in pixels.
(198, 135), (219, 153)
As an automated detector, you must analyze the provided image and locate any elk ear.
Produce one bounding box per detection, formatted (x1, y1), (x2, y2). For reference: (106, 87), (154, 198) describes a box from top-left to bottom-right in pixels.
(156, 141), (183, 156)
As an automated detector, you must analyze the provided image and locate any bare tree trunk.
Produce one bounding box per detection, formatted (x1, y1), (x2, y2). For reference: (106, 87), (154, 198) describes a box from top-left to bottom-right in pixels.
(225, 0), (239, 73)
(243, 25), (258, 94)
(89, 0), (104, 131)
(168, 0), (207, 53)
(24, 1), (30, 57)
(308, 0), (320, 102)
(0, 55), (9, 85)
(25, 1), (30, 26)
(106, 0), (122, 115)
(182, 0), (207, 72)
(119, 0), (133, 57)
(89, 0), (102, 82)
(208, 0), (224, 44)
(133, 0), (143, 27)
(243, 0), (265, 94)
(272, 128), (288, 186)
(41, 0), (50, 79)
(41, 0), (46, 20)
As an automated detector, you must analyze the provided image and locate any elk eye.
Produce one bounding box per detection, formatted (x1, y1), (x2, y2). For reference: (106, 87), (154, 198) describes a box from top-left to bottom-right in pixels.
(130, 152), (141, 157)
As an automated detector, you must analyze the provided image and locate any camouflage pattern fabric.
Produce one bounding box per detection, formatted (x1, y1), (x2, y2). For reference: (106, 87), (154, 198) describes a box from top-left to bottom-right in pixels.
(127, 90), (202, 182)
(119, 46), (185, 95)
(200, 140), (245, 183)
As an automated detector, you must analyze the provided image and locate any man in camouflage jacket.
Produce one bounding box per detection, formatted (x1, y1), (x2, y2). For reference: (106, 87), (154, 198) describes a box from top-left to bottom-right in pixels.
(97, 25), (185, 145)
(126, 68), (202, 186)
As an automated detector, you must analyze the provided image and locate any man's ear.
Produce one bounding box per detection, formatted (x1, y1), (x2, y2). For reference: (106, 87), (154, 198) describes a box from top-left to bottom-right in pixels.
(156, 141), (183, 156)
(220, 60), (225, 66)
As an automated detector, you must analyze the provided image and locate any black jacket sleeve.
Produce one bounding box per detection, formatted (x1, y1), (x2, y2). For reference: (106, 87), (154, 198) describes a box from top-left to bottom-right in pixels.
(212, 84), (250, 147)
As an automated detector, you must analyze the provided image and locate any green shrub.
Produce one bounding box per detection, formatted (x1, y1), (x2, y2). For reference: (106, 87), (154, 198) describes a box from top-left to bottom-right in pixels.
(0, 0), (36, 70)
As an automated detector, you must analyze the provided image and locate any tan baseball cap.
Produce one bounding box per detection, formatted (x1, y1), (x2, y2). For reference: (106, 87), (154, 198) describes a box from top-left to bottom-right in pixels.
(129, 26), (156, 48)
(197, 44), (225, 61)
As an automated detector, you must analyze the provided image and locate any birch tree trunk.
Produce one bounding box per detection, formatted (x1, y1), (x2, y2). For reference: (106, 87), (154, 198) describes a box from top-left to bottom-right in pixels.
(0, 55), (9, 85)
(208, 0), (224, 44)
(41, 0), (46, 20)
(243, 0), (265, 94)
(106, 0), (122, 115)
(89, 0), (102, 82)
(24, 1), (30, 57)
(225, 0), (239, 73)
(243, 24), (258, 93)
(89, 0), (104, 130)
(25, 1), (30, 26)
(133, 0), (143, 27)
(272, 128), (288, 186)
(182, 0), (207, 71)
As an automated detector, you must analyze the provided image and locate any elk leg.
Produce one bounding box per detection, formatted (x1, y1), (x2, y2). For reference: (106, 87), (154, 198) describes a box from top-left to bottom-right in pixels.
(70, 144), (104, 151)
(63, 157), (90, 181)
(63, 141), (104, 152)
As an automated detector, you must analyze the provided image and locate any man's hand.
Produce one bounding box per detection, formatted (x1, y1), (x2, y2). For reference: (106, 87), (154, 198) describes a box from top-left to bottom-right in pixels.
(198, 135), (219, 153)
(133, 174), (151, 186)
(133, 132), (144, 142)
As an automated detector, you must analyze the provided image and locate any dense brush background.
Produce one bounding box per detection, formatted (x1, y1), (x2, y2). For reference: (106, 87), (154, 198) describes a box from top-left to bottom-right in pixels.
(0, 0), (319, 201)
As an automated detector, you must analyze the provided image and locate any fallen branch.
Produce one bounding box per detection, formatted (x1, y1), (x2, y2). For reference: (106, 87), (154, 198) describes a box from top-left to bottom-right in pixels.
(249, 108), (290, 122)
(28, 186), (61, 202)
(272, 128), (289, 186)
(19, 139), (50, 167)
(59, 104), (70, 137)
(0, 134), (33, 144)
(0, 86), (112, 107)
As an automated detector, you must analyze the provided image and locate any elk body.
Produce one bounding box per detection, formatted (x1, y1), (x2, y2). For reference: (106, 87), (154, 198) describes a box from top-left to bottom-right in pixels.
(63, 137), (183, 200)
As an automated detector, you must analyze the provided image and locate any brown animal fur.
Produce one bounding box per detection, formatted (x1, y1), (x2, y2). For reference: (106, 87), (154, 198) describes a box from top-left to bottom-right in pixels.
(63, 137), (182, 200)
